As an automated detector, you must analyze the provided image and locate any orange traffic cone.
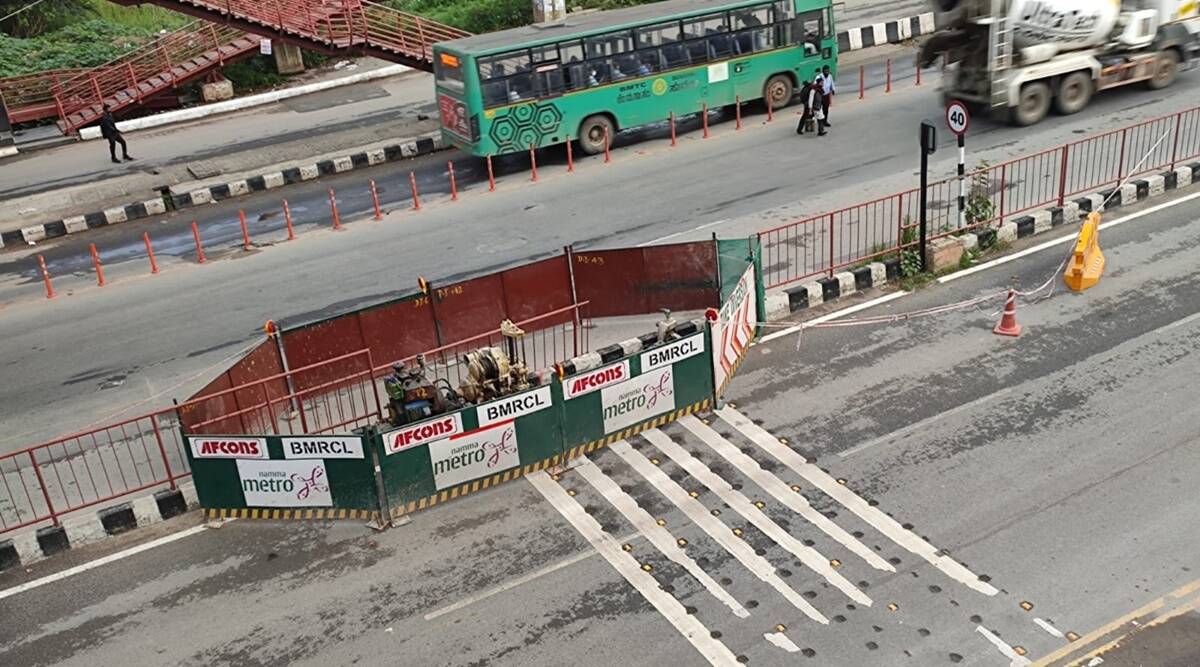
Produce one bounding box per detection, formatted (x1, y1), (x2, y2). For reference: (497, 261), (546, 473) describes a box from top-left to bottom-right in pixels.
(993, 289), (1022, 337)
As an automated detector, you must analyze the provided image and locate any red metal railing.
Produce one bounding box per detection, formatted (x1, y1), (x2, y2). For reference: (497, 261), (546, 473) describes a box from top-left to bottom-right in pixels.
(53, 20), (260, 134)
(0, 303), (587, 535)
(760, 105), (1200, 288)
(0, 69), (87, 123)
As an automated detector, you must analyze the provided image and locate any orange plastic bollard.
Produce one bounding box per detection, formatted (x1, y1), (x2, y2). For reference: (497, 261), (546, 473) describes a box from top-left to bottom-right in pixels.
(702, 102), (709, 138)
(89, 243), (107, 286)
(283, 199), (296, 240)
(487, 155), (496, 190)
(239, 209), (251, 250)
(530, 144), (538, 182)
(409, 172), (421, 210)
(886, 59), (892, 93)
(766, 100), (773, 123)
(370, 180), (382, 220)
(328, 189), (342, 230)
(735, 96), (741, 130)
(604, 127), (611, 163)
(448, 161), (459, 200)
(566, 140), (575, 173)
(916, 63), (922, 87)
(143, 232), (159, 274)
(859, 65), (865, 99)
(37, 254), (55, 299)
(191, 221), (206, 264)
(670, 111), (678, 143)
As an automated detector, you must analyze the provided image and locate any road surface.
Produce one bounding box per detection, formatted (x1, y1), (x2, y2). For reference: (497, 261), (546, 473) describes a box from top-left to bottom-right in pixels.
(3, 190), (1198, 665)
(3, 49), (1198, 453)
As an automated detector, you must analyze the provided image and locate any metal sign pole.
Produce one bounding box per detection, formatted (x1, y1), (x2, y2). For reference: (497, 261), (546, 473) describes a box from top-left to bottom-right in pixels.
(957, 133), (966, 228)
(919, 121), (937, 273)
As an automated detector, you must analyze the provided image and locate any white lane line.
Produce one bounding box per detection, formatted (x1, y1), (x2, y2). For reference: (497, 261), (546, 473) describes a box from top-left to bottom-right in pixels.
(977, 625), (1033, 667)
(718, 407), (999, 597)
(681, 414), (893, 573)
(764, 631), (802, 653)
(0, 522), (221, 602)
(838, 386), (1016, 458)
(643, 427), (872, 606)
(527, 472), (740, 667)
(941, 189), (1200, 284)
(640, 219), (730, 246)
(425, 544), (603, 621)
(573, 458), (750, 619)
(758, 291), (909, 344)
(608, 439), (829, 624)
(1033, 617), (1065, 639)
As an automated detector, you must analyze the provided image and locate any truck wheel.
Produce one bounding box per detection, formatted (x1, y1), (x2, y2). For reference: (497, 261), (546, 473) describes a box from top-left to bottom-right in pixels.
(763, 74), (793, 111)
(1012, 82), (1051, 126)
(577, 114), (614, 155)
(1054, 72), (1092, 115)
(1146, 50), (1179, 90)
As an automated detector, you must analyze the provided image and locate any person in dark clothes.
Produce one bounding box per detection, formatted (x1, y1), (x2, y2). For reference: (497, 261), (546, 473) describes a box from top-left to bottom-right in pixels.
(99, 106), (133, 164)
(796, 77), (814, 134)
(797, 72), (826, 136)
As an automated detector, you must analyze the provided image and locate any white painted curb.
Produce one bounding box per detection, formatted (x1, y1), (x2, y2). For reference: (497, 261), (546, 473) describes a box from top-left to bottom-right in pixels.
(79, 64), (413, 140)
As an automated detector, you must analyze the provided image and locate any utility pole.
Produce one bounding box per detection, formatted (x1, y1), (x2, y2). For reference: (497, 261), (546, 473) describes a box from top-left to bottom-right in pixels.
(919, 120), (937, 273)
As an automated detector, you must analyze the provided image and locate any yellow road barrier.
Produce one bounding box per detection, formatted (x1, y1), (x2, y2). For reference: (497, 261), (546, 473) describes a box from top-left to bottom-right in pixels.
(1064, 211), (1105, 292)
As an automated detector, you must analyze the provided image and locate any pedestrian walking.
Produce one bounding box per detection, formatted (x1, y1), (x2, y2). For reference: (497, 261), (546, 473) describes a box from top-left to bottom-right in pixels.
(821, 65), (836, 126)
(99, 106), (133, 164)
(796, 77), (814, 134)
(798, 72), (826, 136)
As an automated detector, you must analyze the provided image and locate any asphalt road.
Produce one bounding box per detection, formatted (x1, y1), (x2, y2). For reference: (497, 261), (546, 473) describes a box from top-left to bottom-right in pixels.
(2, 52), (1199, 454)
(3, 191), (1198, 665)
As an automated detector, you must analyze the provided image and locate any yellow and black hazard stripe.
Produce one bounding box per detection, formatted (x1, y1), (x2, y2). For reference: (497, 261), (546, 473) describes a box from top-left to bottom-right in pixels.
(205, 507), (379, 522)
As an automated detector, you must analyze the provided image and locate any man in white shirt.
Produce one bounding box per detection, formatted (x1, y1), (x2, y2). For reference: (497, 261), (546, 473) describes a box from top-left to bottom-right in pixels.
(821, 65), (836, 127)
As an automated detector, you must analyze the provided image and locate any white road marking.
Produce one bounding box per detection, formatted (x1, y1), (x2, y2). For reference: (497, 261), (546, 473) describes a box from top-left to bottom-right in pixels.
(425, 544), (604, 621)
(838, 386), (1016, 458)
(764, 631), (801, 653)
(573, 458), (750, 618)
(941, 190), (1200, 284)
(1033, 617), (1065, 639)
(977, 625), (1033, 666)
(0, 522), (221, 602)
(758, 292), (909, 344)
(678, 415), (892, 573)
(640, 219), (730, 246)
(527, 472), (740, 666)
(608, 439), (829, 624)
(717, 407), (999, 596)
(643, 427), (872, 606)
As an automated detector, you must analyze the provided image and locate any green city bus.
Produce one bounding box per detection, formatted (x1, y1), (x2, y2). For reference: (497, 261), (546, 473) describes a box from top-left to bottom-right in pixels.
(432, 0), (837, 156)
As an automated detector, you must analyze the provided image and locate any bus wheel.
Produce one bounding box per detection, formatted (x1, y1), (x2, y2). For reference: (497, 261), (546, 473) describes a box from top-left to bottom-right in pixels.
(577, 115), (614, 155)
(1012, 81), (1051, 126)
(763, 74), (793, 111)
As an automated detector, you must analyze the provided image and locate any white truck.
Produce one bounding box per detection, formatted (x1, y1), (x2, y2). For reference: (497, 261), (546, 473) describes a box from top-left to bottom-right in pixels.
(918, 0), (1200, 125)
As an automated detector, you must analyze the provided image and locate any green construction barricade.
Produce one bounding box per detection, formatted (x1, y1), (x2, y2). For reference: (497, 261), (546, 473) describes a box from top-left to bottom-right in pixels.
(183, 433), (379, 520)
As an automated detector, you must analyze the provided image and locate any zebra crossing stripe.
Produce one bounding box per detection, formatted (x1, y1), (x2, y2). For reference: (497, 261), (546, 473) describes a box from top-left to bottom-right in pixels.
(717, 407), (1000, 597)
(573, 458), (750, 618)
(609, 440), (830, 624)
(527, 472), (741, 666)
(642, 428), (872, 607)
(679, 415), (895, 574)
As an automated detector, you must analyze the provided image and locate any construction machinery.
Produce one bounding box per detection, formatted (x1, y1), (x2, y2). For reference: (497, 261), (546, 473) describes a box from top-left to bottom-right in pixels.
(919, 0), (1200, 125)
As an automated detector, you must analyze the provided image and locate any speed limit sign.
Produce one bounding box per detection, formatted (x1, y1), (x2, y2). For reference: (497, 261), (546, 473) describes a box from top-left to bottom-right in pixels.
(946, 100), (970, 136)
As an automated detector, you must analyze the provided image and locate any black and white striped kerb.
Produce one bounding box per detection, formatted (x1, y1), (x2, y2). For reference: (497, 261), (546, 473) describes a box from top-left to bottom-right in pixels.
(836, 13), (936, 52)
(1, 131), (445, 252)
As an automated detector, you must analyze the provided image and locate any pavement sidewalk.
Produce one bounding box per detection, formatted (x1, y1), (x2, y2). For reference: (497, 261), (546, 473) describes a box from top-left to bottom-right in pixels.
(0, 62), (439, 231)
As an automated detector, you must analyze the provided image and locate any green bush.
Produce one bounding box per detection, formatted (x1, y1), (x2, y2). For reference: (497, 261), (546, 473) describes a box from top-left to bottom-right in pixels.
(0, 20), (162, 76)
(221, 54), (285, 92)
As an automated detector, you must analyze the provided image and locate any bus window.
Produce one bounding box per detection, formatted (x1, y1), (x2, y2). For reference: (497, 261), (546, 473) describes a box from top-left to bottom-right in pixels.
(480, 51), (534, 106)
(774, 0), (795, 45)
(731, 5), (772, 53)
(435, 51), (465, 91)
(798, 11), (824, 55)
(636, 21), (682, 49)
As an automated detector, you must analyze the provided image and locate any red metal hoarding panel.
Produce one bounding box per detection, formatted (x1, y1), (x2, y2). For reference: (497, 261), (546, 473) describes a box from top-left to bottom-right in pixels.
(432, 274), (507, 343)
(641, 241), (719, 311)
(358, 294), (440, 368)
(571, 248), (647, 317)
(500, 255), (573, 324)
